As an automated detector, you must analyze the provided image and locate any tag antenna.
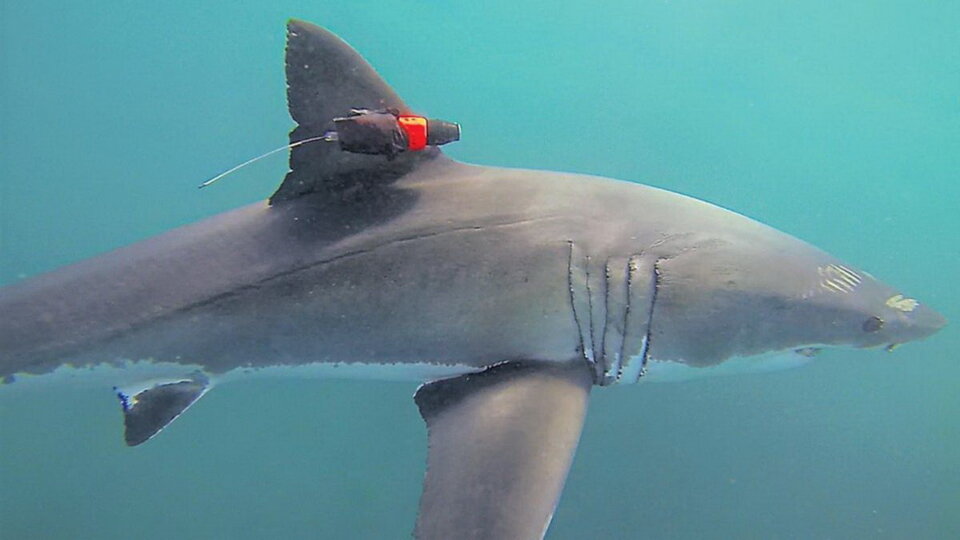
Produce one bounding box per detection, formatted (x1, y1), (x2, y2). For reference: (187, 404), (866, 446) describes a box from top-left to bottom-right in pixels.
(198, 135), (331, 189)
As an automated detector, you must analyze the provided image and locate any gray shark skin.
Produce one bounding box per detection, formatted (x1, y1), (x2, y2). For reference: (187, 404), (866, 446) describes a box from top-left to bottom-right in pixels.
(0, 19), (946, 540)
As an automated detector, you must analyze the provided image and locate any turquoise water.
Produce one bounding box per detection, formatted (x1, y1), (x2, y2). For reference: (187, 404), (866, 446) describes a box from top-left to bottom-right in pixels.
(1, 1), (957, 538)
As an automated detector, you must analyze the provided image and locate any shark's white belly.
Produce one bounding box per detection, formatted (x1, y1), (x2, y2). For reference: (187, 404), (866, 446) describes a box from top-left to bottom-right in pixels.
(3, 346), (823, 396)
(641, 350), (815, 382)
(2, 357), (484, 395)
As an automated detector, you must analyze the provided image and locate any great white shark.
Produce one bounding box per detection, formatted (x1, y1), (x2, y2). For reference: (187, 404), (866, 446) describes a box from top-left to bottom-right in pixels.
(0, 19), (946, 539)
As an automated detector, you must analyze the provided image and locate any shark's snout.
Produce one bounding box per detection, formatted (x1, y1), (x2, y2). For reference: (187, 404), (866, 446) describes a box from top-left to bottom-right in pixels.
(889, 301), (947, 346)
(853, 286), (947, 350)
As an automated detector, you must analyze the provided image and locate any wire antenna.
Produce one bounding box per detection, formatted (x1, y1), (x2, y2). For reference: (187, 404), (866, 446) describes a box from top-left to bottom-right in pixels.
(198, 135), (331, 189)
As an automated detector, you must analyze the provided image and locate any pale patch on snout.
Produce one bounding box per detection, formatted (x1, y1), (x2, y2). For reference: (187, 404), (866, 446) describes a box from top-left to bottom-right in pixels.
(885, 294), (919, 312)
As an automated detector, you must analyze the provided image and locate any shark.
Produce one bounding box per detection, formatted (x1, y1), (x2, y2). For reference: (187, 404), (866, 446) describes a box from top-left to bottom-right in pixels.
(0, 19), (946, 540)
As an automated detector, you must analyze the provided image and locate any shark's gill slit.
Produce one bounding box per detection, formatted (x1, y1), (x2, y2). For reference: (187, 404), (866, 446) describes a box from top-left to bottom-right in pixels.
(640, 258), (663, 375)
(616, 258), (634, 381)
(599, 260), (613, 376)
(583, 254), (597, 365)
(565, 241), (588, 364)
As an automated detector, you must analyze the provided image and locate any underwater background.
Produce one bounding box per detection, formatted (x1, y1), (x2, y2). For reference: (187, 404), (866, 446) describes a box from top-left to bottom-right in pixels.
(1, 1), (957, 538)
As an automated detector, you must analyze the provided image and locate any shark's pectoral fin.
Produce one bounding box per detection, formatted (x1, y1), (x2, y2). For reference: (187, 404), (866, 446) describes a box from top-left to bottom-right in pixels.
(413, 360), (592, 540)
(114, 374), (209, 446)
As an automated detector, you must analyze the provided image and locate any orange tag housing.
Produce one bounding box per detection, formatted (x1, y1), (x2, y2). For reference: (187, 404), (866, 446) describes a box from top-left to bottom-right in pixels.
(397, 115), (428, 151)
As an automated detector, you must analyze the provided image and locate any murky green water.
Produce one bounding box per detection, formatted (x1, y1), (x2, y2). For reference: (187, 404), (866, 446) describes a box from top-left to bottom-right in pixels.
(2, 2), (957, 538)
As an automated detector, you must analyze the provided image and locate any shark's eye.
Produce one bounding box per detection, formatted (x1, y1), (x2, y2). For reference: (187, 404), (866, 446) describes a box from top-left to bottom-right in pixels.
(863, 316), (884, 333)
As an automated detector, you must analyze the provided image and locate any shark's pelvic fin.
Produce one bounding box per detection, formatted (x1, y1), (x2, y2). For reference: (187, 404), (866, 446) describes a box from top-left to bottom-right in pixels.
(114, 375), (209, 446)
(413, 361), (593, 540)
(272, 19), (448, 204)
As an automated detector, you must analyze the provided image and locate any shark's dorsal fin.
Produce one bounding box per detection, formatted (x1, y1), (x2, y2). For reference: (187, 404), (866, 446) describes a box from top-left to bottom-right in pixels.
(271, 20), (446, 204)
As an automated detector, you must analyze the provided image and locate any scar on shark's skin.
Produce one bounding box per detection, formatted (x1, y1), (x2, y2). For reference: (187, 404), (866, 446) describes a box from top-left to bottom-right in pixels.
(0, 19), (945, 540)
(886, 294), (919, 312)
